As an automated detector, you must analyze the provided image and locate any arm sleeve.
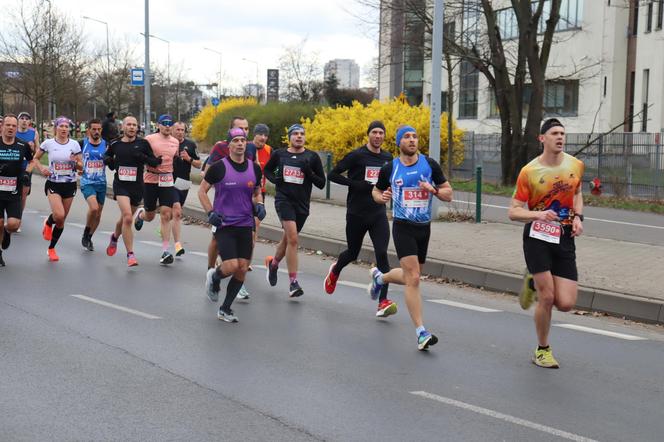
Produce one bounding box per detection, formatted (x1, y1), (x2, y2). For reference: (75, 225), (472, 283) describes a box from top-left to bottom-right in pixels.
(263, 150), (279, 183)
(204, 161), (226, 185)
(309, 153), (326, 189)
(375, 162), (393, 191)
(327, 151), (355, 186)
(427, 157), (447, 185)
(190, 142), (200, 160)
(253, 163), (263, 189)
(24, 144), (34, 162)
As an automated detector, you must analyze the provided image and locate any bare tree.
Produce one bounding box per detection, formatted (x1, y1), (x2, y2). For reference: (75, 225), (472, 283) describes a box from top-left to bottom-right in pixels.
(278, 39), (324, 102)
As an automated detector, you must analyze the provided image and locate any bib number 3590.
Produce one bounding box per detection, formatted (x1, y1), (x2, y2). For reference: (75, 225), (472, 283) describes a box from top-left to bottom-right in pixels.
(529, 220), (561, 244)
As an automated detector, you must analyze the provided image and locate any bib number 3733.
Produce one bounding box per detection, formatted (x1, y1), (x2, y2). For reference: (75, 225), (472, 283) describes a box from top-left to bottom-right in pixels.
(529, 220), (561, 244)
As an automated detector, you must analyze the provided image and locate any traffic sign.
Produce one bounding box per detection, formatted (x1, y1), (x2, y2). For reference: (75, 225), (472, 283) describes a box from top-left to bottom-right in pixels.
(131, 68), (145, 86)
(211, 97), (220, 106)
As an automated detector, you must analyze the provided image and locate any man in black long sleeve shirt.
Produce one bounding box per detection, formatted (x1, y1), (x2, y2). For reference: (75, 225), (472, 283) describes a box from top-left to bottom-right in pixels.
(263, 124), (325, 297)
(324, 121), (397, 318)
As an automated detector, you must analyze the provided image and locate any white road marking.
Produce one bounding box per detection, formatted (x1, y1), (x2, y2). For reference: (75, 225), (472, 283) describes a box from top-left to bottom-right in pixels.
(100, 231), (114, 235)
(427, 299), (502, 313)
(554, 323), (647, 341)
(410, 391), (598, 442)
(453, 200), (664, 230)
(139, 240), (163, 247)
(23, 209), (39, 214)
(253, 264), (288, 274)
(70, 295), (162, 320)
(338, 280), (369, 289)
(189, 251), (208, 257)
(66, 222), (86, 229)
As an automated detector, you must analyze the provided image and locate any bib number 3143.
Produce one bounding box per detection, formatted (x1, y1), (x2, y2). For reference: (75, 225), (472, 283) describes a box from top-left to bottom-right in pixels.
(529, 220), (561, 244)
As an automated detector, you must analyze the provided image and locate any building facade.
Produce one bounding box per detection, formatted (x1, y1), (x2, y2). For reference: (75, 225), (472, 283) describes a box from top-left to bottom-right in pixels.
(378, 0), (664, 134)
(324, 59), (361, 89)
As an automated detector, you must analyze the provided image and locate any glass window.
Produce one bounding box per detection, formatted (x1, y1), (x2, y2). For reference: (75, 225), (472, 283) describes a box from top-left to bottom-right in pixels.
(459, 61), (478, 118)
(495, 0), (583, 39)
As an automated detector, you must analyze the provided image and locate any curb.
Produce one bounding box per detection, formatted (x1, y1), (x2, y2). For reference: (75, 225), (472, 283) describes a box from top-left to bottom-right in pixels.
(179, 204), (664, 325)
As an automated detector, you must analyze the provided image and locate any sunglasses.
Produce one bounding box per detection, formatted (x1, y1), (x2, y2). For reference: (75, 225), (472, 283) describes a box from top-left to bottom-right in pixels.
(160, 121), (174, 127)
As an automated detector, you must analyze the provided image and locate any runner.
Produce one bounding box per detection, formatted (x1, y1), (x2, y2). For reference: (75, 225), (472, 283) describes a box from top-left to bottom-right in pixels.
(104, 116), (161, 267)
(250, 123), (272, 235)
(102, 111), (119, 143)
(16, 112), (40, 218)
(508, 118), (585, 369)
(79, 118), (107, 251)
(33, 116), (83, 262)
(263, 124), (326, 297)
(370, 125), (452, 350)
(325, 121), (397, 317)
(199, 127), (265, 322)
(133, 114), (179, 265)
(171, 121), (201, 257)
(0, 115), (34, 266)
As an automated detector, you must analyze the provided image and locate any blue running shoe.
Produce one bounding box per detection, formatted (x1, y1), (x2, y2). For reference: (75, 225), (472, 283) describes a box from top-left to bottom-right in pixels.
(206, 268), (220, 302)
(417, 330), (438, 351)
(367, 267), (383, 300)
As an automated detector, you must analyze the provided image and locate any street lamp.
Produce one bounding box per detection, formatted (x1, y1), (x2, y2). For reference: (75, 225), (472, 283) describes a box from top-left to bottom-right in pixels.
(242, 58), (260, 102)
(144, 0), (151, 131)
(203, 47), (222, 99)
(142, 33), (170, 111)
(82, 16), (110, 74)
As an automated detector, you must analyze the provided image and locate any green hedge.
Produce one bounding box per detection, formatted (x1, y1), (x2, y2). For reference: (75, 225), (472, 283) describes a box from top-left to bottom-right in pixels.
(206, 102), (317, 149)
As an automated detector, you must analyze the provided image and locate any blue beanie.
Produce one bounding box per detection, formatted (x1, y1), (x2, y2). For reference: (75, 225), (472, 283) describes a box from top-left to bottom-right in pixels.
(288, 124), (305, 138)
(396, 125), (416, 147)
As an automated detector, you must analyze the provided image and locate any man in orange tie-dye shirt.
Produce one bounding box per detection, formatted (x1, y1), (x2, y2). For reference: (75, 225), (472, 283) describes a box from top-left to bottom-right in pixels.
(508, 118), (585, 369)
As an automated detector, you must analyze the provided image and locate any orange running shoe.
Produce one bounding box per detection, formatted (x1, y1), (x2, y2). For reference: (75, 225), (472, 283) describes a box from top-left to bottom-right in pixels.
(324, 262), (339, 294)
(106, 234), (118, 256)
(42, 218), (53, 241)
(127, 253), (138, 267)
(47, 248), (59, 262)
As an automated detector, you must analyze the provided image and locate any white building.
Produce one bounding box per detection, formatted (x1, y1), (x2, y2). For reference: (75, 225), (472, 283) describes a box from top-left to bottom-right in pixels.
(378, 0), (664, 134)
(324, 59), (361, 89)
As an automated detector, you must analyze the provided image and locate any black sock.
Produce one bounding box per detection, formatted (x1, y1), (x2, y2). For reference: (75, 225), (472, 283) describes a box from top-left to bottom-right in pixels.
(49, 226), (64, 249)
(46, 214), (54, 226)
(212, 268), (229, 292)
(83, 226), (91, 237)
(528, 278), (536, 291)
(221, 277), (243, 311)
(538, 345), (550, 351)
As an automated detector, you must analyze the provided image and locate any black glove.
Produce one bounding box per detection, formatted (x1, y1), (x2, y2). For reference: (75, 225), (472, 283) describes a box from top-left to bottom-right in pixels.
(272, 166), (284, 184)
(21, 172), (31, 187)
(104, 156), (115, 170)
(207, 211), (223, 227)
(156, 155), (163, 165)
(253, 203), (266, 221)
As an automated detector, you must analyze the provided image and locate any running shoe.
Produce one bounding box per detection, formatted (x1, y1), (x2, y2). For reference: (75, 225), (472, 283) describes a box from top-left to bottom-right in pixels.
(127, 253), (138, 267)
(160, 251), (174, 265)
(42, 218), (53, 241)
(82, 234), (94, 251)
(47, 248), (59, 262)
(133, 207), (145, 231)
(367, 267), (384, 301)
(247, 265), (253, 272)
(324, 262), (338, 294)
(2, 229), (10, 250)
(519, 271), (536, 310)
(175, 242), (185, 257)
(81, 234), (89, 250)
(0, 250), (5, 267)
(376, 299), (398, 318)
(236, 285), (250, 300)
(532, 347), (560, 369)
(265, 255), (278, 286)
(217, 307), (239, 323)
(289, 280), (304, 298)
(417, 330), (438, 351)
(106, 234), (118, 256)
(206, 268), (220, 302)
(86, 238), (94, 252)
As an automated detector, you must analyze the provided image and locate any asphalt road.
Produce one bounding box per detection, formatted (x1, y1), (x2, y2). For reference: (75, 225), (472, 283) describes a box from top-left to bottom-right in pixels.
(1, 195), (663, 441)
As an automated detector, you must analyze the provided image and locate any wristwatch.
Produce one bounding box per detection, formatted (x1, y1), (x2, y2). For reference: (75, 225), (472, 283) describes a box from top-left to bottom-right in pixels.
(576, 214), (584, 222)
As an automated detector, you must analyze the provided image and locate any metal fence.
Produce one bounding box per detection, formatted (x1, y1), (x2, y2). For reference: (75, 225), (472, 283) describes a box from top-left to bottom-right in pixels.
(454, 132), (664, 200)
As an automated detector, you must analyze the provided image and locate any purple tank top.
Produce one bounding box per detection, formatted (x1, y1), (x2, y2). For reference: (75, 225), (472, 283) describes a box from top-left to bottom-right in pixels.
(212, 157), (256, 227)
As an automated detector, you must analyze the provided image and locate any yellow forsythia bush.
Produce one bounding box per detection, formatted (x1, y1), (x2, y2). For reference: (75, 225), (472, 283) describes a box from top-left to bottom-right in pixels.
(191, 97), (257, 142)
(299, 97), (464, 166)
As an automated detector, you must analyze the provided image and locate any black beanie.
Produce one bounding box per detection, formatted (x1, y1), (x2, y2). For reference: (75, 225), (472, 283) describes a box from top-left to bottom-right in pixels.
(367, 120), (386, 134)
(540, 118), (564, 135)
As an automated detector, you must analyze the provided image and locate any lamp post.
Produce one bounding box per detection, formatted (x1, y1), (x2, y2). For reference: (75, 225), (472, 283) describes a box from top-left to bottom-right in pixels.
(142, 33), (170, 111)
(144, 0), (151, 131)
(82, 16), (110, 75)
(429, 0), (445, 216)
(242, 58), (260, 102)
(204, 47), (222, 99)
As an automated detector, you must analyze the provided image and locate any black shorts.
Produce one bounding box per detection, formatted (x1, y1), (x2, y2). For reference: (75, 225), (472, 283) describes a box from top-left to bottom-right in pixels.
(44, 181), (77, 199)
(215, 226), (253, 261)
(523, 223), (578, 281)
(275, 199), (308, 232)
(144, 183), (176, 211)
(392, 220), (431, 263)
(174, 188), (188, 206)
(113, 180), (143, 207)
(0, 198), (22, 220)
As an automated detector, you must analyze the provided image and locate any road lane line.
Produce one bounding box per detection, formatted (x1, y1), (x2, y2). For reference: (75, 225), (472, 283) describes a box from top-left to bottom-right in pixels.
(70, 295), (162, 320)
(66, 222), (86, 229)
(554, 324), (646, 340)
(410, 391), (598, 442)
(189, 251), (208, 257)
(427, 299), (502, 312)
(338, 280), (368, 289)
(139, 240), (163, 247)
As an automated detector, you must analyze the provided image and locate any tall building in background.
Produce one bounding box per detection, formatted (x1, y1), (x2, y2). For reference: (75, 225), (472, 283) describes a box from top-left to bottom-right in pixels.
(324, 59), (360, 89)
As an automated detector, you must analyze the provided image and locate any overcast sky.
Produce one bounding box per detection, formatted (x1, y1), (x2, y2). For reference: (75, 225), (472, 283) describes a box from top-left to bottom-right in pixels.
(1, 0), (378, 91)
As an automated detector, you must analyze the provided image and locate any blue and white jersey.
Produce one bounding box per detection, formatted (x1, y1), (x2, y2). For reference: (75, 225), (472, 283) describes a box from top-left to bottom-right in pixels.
(375, 154), (446, 224)
(16, 128), (36, 144)
(80, 138), (107, 186)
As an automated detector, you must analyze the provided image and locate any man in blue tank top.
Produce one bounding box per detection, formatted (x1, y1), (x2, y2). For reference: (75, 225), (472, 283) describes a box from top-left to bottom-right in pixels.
(371, 125), (453, 351)
(78, 119), (107, 251)
(199, 128), (266, 323)
(16, 112), (40, 218)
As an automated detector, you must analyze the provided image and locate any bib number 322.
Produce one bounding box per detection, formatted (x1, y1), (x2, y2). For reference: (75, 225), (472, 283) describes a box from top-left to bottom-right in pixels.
(529, 220), (561, 244)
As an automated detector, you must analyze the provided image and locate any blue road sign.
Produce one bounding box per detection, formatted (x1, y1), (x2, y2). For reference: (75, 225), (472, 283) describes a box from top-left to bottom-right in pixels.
(131, 68), (145, 86)
(211, 97), (220, 106)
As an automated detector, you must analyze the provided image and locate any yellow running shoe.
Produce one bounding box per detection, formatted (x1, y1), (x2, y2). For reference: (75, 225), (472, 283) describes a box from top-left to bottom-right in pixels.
(519, 272), (536, 310)
(532, 347), (559, 369)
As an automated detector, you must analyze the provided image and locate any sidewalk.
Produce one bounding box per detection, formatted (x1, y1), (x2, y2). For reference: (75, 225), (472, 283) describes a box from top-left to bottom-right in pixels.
(104, 170), (664, 324)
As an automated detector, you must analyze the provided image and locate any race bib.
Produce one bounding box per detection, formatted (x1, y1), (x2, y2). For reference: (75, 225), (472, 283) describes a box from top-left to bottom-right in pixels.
(403, 187), (429, 208)
(529, 220), (562, 244)
(174, 177), (191, 191)
(283, 165), (304, 184)
(0, 176), (17, 192)
(364, 167), (380, 184)
(118, 166), (138, 182)
(86, 160), (104, 175)
(158, 173), (174, 187)
(53, 161), (74, 176)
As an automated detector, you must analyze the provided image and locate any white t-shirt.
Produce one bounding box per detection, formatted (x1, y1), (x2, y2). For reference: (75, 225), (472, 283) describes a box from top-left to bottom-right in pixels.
(40, 138), (81, 183)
